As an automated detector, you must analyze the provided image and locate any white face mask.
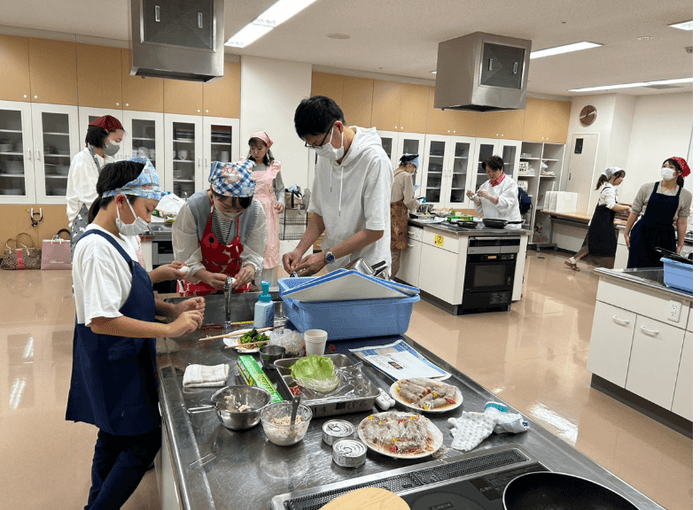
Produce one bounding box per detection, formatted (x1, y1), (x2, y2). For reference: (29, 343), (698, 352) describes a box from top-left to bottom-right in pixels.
(313, 125), (345, 161)
(217, 208), (243, 221)
(661, 167), (676, 181)
(116, 199), (149, 236)
(103, 140), (120, 157)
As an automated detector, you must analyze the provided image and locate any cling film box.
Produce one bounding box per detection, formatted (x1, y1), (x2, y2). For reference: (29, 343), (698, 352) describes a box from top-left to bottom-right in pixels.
(237, 355), (284, 403)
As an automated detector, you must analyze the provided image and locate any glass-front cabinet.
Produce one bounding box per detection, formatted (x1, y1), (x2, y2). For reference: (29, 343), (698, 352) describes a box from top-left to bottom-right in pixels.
(121, 111), (165, 186)
(203, 117), (239, 190)
(421, 135), (475, 208)
(377, 130), (399, 168)
(423, 136), (447, 204)
(398, 132), (425, 188)
(78, 107), (129, 161)
(31, 104), (80, 204)
(165, 114), (203, 199)
(0, 102), (34, 203)
(472, 138), (521, 192)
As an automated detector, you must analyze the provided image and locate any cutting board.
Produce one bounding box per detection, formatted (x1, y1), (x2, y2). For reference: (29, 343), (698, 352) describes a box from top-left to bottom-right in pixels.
(320, 488), (409, 510)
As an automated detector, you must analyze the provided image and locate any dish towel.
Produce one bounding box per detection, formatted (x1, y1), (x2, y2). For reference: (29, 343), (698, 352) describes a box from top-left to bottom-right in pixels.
(183, 364), (230, 388)
(447, 401), (529, 452)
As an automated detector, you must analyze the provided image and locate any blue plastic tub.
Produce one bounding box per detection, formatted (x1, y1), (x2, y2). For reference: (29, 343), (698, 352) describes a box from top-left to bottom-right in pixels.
(661, 257), (693, 293)
(278, 277), (420, 340)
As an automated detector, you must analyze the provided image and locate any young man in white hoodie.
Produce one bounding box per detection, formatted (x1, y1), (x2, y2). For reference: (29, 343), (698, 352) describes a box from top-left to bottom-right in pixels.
(283, 96), (393, 276)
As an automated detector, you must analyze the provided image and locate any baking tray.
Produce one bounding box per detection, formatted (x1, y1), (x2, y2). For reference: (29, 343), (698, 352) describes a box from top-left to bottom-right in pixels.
(274, 354), (379, 418)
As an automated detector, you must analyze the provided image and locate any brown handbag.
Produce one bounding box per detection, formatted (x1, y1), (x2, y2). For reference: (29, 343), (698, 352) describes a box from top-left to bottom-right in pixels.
(1, 232), (42, 270)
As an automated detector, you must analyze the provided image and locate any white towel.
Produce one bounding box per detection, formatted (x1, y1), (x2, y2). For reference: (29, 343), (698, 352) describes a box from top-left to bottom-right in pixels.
(447, 401), (529, 452)
(183, 364), (230, 388)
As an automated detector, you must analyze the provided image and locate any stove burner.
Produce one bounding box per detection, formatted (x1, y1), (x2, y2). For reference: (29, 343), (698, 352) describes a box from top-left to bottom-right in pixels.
(410, 491), (486, 510)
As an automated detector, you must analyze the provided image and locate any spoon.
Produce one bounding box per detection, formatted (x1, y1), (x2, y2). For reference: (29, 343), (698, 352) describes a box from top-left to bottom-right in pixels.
(289, 396), (301, 429)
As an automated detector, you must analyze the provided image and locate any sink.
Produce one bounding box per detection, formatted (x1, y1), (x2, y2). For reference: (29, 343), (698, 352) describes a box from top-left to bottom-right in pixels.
(165, 290), (282, 325)
(621, 268), (665, 285)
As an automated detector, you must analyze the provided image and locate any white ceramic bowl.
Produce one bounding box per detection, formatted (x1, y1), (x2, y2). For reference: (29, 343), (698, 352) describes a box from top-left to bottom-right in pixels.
(177, 150), (189, 160)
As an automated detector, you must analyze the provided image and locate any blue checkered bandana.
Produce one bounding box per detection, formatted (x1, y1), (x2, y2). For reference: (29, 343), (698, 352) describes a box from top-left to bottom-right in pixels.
(209, 160), (256, 197)
(102, 158), (164, 200)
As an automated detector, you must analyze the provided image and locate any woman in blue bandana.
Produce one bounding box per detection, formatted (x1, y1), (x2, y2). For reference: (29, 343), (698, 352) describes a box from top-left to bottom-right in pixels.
(66, 159), (205, 509)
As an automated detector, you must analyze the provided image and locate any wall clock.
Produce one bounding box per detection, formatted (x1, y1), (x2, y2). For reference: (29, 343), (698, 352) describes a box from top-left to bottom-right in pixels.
(579, 105), (597, 126)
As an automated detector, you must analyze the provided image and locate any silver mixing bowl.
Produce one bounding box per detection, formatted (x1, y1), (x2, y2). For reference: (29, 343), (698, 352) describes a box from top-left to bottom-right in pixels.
(189, 385), (272, 431)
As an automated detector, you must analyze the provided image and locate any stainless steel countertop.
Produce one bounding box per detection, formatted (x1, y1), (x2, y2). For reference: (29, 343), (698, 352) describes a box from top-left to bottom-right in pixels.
(155, 293), (664, 510)
(595, 267), (693, 301)
(408, 218), (530, 236)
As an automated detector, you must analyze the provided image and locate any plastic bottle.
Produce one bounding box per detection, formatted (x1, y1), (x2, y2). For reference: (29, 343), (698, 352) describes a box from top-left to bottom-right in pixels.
(254, 280), (274, 328)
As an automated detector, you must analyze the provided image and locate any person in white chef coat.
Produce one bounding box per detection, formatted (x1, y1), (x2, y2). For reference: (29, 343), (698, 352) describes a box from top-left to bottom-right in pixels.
(283, 96), (393, 276)
(466, 155), (521, 222)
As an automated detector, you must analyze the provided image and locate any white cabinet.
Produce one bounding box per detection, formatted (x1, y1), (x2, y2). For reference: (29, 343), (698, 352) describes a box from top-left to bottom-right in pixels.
(202, 117), (239, 189)
(625, 316), (685, 409)
(165, 114), (203, 198)
(378, 131), (426, 192)
(78, 107), (129, 161)
(473, 138), (521, 191)
(613, 230), (628, 269)
(397, 226), (422, 287)
(422, 135), (476, 208)
(417, 228), (464, 304)
(671, 331), (692, 420)
(377, 130), (399, 167)
(587, 301), (636, 387)
(122, 110), (165, 185)
(0, 101), (81, 204)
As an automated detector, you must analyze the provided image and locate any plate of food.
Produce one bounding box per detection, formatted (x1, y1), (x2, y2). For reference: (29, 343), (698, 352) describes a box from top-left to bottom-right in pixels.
(389, 378), (462, 412)
(223, 329), (270, 353)
(357, 411), (442, 459)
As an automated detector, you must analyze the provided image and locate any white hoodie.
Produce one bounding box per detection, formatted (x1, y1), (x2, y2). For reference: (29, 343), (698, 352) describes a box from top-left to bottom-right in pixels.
(308, 126), (393, 271)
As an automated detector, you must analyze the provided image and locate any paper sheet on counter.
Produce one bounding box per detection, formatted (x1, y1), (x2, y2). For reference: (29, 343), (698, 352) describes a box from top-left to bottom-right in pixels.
(349, 339), (449, 381)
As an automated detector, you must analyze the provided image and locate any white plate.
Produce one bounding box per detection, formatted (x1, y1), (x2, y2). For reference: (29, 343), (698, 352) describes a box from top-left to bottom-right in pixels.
(223, 331), (270, 353)
(389, 379), (462, 413)
(357, 411), (443, 459)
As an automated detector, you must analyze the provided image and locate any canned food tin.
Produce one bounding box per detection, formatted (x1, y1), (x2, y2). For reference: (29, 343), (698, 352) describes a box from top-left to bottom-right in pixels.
(332, 439), (367, 468)
(322, 419), (355, 446)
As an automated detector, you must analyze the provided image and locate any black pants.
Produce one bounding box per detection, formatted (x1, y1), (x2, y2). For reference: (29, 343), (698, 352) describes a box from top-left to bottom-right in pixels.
(85, 427), (161, 510)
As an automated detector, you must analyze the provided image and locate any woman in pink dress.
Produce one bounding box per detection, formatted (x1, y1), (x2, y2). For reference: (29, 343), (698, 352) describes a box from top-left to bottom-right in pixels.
(247, 131), (285, 286)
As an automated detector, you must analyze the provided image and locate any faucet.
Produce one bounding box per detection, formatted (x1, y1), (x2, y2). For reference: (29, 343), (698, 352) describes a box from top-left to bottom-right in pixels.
(224, 276), (234, 325)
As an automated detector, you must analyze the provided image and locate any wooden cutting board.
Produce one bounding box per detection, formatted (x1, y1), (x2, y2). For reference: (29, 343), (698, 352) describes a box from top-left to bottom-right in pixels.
(320, 488), (409, 510)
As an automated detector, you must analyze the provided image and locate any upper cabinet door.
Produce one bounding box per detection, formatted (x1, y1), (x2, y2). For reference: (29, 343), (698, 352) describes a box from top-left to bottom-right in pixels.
(398, 83), (429, 133)
(0, 101), (35, 203)
(311, 72), (344, 103)
(522, 98), (571, 144)
(31, 103), (80, 204)
(121, 111), (165, 184)
(426, 87), (478, 136)
(78, 107), (127, 161)
(371, 80), (401, 131)
(476, 109), (525, 140)
(165, 114), (203, 197)
(0, 35), (31, 102)
(164, 80), (203, 116)
(342, 76), (373, 127)
(121, 49), (164, 113)
(27, 38), (78, 105)
(203, 61), (240, 118)
(76, 44), (122, 109)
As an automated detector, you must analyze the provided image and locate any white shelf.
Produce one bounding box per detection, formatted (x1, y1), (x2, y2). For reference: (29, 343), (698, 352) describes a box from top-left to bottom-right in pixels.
(0, 173), (25, 177)
(540, 175), (556, 179)
(518, 174), (536, 178)
(45, 175), (68, 179)
(173, 179), (194, 183)
(43, 132), (69, 136)
(174, 139), (195, 143)
(520, 157), (540, 160)
(0, 128), (22, 134)
(0, 151), (23, 156)
(133, 136), (156, 141)
(542, 158), (560, 162)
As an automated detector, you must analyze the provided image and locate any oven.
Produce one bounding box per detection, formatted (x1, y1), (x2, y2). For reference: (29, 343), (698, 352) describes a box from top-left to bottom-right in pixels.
(461, 236), (519, 313)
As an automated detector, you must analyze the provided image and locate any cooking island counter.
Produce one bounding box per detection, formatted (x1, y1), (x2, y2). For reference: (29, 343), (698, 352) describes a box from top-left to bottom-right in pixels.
(154, 300), (663, 510)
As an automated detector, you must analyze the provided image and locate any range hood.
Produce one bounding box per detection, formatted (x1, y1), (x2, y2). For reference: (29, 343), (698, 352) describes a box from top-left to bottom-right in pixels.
(434, 32), (532, 112)
(128, 0), (225, 82)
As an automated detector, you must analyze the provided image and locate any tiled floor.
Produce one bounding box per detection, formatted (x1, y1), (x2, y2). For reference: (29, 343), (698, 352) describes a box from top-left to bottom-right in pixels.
(0, 250), (692, 509)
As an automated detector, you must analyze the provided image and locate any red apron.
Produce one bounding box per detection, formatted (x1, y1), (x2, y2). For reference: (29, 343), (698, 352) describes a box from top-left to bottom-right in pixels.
(180, 207), (251, 296)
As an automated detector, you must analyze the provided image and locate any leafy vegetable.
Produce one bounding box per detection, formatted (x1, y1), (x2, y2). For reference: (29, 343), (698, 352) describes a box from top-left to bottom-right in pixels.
(239, 328), (268, 345)
(290, 355), (339, 392)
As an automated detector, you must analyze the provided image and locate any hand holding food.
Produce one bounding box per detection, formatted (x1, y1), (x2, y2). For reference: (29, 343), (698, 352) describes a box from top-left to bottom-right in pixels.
(168, 310), (203, 337)
(175, 297), (205, 318)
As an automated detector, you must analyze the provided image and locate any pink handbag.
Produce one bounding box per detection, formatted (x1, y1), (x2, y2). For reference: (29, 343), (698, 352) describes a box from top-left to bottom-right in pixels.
(41, 229), (72, 270)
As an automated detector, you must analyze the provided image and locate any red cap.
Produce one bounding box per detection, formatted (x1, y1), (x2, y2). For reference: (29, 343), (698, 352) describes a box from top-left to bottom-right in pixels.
(670, 157), (691, 178)
(90, 115), (124, 132)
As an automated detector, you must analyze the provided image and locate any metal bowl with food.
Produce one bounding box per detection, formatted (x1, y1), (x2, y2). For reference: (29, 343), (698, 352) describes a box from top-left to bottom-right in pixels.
(260, 401), (313, 446)
(188, 385), (271, 431)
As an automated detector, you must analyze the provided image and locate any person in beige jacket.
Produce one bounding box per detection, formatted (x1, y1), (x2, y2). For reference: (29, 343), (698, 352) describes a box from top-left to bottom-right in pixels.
(390, 154), (421, 279)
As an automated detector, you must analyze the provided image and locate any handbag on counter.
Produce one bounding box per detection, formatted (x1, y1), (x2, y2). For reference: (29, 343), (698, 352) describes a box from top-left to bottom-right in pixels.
(1, 232), (42, 270)
(41, 228), (72, 270)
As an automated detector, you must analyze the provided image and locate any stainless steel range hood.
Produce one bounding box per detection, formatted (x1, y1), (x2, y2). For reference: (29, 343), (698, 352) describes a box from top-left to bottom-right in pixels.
(129, 0), (225, 82)
(434, 32), (532, 112)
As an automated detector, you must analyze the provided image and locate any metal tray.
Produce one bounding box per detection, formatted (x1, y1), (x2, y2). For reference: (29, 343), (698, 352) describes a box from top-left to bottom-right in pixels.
(274, 354), (379, 418)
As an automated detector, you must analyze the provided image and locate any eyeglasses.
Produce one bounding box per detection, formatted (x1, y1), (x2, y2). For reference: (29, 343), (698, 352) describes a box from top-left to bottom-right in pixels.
(304, 121), (335, 149)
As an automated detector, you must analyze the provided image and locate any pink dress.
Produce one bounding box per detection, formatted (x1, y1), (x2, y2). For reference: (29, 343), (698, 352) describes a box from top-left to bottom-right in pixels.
(252, 161), (282, 269)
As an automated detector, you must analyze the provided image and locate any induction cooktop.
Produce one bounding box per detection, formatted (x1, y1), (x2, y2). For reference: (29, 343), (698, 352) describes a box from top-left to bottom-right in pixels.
(270, 446), (548, 510)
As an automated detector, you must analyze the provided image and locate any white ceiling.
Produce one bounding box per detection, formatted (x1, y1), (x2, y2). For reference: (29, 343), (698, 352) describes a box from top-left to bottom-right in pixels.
(1, 0), (693, 97)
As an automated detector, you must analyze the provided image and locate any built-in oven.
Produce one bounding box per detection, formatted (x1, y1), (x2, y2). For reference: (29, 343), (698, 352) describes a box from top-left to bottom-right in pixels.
(461, 236), (519, 313)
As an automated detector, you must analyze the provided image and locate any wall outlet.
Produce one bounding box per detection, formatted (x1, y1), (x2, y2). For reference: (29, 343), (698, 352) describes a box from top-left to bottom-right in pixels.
(667, 300), (681, 322)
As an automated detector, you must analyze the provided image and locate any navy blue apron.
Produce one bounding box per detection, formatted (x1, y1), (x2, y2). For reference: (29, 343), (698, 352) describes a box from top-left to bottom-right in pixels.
(587, 201), (617, 257)
(66, 229), (160, 436)
(627, 182), (681, 269)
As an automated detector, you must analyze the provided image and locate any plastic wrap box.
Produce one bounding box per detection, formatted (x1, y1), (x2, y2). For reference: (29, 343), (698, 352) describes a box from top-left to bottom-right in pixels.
(278, 277), (420, 340)
(661, 257), (693, 293)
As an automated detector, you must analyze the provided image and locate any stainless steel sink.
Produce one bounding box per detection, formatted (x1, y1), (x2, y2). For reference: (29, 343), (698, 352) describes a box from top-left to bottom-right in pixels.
(165, 290), (282, 325)
(622, 268), (665, 285)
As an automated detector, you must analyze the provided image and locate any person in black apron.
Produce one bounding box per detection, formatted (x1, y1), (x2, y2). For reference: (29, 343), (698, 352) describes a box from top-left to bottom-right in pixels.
(625, 157), (693, 269)
(564, 167), (630, 271)
(66, 115), (125, 257)
(66, 160), (204, 509)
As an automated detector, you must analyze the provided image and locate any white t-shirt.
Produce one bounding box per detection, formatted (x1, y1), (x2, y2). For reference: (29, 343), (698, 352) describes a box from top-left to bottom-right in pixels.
(72, 224), (142, 326)
(308, 126), (393, 271)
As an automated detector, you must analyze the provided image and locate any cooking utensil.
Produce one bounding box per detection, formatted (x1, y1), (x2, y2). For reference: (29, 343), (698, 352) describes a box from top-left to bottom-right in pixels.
(259, 345), (286, 369)
(186, 385), (271, 431)
(200, 324), (283, 342)
(482, 218), (524, 229)
(289, 395), (301, 430)
(655, 247), (692, 265)
(503, 472), (639, 510)
(456, 220), (478, 229)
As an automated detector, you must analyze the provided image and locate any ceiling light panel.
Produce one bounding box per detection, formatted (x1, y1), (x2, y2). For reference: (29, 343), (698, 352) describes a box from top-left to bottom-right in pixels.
(226, 0), (318, 48)
(669, 20), (693, 31)
(530, 41), (601, 60)
(569, 77), (692, 93)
